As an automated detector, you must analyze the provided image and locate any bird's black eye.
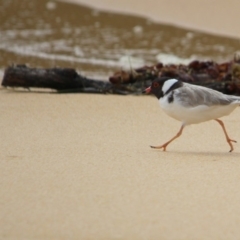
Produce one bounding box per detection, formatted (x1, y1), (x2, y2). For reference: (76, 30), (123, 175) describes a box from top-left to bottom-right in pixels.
(153, 82), (159, 88)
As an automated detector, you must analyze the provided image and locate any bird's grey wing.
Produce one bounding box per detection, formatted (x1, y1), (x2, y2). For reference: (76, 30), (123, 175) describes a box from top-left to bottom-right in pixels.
(174, 83), (240, 107)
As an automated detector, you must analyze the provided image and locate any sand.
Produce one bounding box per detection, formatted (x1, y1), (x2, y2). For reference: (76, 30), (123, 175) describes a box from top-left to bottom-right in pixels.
(60, 0), (240, 39)
(1, 89), (240, 239)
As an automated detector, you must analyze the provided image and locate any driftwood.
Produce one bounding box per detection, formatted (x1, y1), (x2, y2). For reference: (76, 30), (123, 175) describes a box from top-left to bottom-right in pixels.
(1, 65), (111, 94)
(2, 53), (240, 95)
(1, 64), (150, 95)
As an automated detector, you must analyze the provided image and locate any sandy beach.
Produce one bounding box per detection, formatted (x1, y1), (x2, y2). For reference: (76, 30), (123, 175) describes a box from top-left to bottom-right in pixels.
(1, 89), (240, 239)
(2, 0), (240, 239)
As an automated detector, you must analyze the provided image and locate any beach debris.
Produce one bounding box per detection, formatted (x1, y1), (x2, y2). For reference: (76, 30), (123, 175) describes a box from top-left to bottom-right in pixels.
(2, 53), (240, 95)
(109, 52), (240, 95)
(1, 64), (112, 94)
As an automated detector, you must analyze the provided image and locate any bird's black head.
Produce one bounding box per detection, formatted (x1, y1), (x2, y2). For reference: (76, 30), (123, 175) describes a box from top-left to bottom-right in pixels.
(144, 77), (183, 99)
(145, 80), (164, 99)
(144, 77), (179, 99)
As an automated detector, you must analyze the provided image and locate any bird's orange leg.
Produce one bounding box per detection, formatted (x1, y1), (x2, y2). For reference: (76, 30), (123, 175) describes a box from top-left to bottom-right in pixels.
(215, 119), (237, 152)
(151, 125), (185, 151)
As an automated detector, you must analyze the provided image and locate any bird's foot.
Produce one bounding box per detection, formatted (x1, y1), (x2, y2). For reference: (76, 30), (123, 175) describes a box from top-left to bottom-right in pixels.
(150, 144), (168, 151)
(227, 138), (237, 152)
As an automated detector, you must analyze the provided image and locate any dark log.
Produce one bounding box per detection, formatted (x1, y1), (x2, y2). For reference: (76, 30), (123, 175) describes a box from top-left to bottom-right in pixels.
(1, 65), (113, 94)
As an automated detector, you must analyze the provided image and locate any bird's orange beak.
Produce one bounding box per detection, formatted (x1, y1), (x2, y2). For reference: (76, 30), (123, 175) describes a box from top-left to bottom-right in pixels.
(143, 86), (151, 94)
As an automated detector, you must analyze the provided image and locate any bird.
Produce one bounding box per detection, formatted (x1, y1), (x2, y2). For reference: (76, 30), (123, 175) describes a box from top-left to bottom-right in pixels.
(144, 78), (240, 152)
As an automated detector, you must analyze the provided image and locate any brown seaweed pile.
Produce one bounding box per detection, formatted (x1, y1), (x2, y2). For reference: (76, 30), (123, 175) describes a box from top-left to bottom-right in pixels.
(109, 52), (240, 95)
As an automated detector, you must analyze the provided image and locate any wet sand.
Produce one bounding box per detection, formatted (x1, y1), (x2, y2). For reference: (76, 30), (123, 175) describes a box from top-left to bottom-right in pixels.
(1, 89), (240, 239)
(62, 0), (240, 38)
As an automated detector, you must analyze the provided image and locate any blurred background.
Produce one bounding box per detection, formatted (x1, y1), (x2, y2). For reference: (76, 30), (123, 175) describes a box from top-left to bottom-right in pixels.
(0, 0), (239, 80)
